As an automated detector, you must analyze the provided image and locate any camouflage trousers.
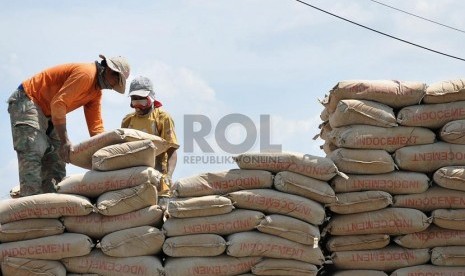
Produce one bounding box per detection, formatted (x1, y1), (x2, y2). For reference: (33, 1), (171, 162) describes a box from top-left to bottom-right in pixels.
(7, 86), (65, 197)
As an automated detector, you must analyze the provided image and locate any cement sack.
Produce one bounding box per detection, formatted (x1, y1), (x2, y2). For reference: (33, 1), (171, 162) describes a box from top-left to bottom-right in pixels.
(391, 264), (465, 276)
(274, 171), (337, 204)
(424, 78), (465, 104)
(162, 234), (226, 257)
(432, 209), (465, 230)
(172, 169), (273, 197)
(162, 209), (264, 237)
(434, 166), (465, 192)
(251, 258), (318, 276)
(0, 233), (93, 261)
(234, 151), (343, 181)
(163, 255), (261, 276)
(326, 234), (390, 252)
(393, 186), (465, 212)
(0, 218), (64, 243)
(440, 119), (465, 144)
(315, 121), (332, 141)
(167, 195), (234, 218)
(56, 166), (162, 197)
(62, 249), (164, 276)
(320, 106), (330, 122)
(331, 246), (430, 271)
(330, 171), (430, 195)
(333, 271), (388, 276)
(329, 125), (435, 152)
(62, 205), (163, 239)
(96, 182), (157, 216)
(397, 101), (465, 129)
(92, 140), (156, 171)
(321, 80), (426, 113)
(328, 99), (398, 128)
(226, 231), (325, 265)
(323, 207), (431, 236)
(321, 140), (337, 154)
(70, 128), (174, 170)
(431, 246), (465, 266)
(1, 257), (66, 276)
(394, 225), (465, 249)
(0, 193), (94, 224)
(97, 226), (164, 257)
(256, 214), (320, 246)
(327, 148), (396, 175)
(393, 142), (465, 173)
(227, 189), (325, 225)
(327, 191), (392, 214)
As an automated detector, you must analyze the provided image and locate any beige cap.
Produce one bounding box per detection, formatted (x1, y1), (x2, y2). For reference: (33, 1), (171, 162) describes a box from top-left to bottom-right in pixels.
(99, 54), (130, 93)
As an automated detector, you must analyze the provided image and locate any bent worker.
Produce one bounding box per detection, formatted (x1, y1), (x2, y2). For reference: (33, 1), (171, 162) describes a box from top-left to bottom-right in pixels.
(121, 76), (179, 208)
(8, 54), (130, 197)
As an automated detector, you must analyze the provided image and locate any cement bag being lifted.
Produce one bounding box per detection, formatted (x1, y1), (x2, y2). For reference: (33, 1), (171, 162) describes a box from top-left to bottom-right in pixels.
(432, 209), (465, 230)
(326, 234), (390, 252)
(327, 148), (396, 175)
(321, 80), (426, 113)
(330, 246), (430, 272)
(0, 218), (64, 242)
(62, 249), (164, 276)
(397, 101), (465, 129)
(234, 151), (344, 181)
(256, 214), (320, 246)
(329, 125), (435, 152)
(1, 257), (66, 276)
(227, 189), (326, 225)
(163, 255), (261, 276)
(96, 182), (157, 216)
(56, 166), (162, 197)
(392, 186), (465, 212)
(70, 128), (174, 170)
(274, 171), (337, 204)
(431, 246), (465, 266)
(252, 258), (318, 276)
(391, 265), (465, 276)
(92, 140), (156, 171)
(226, 231), (325, 265)
(326, 191), (392, 214)
(433, 166), (465, 192)
(167, 195), (234, 218)
(0, 233), (93, 261)
(440, 120), (465, 144)
(329, 99), (398, 128)
(394, 225), (465, 249)
(97, 226), (164, 257)
(162, 234), (226, 257)
(393, 142), (465, 173)
(162, 209), (265, 237)
(172, 169), (273, 197)
(330, 171), (430, 195)
(323, 207), (431, 236)
(0, 193), (94, 224)
(63, 205), (163, 239)
(423, 78), (465, 104)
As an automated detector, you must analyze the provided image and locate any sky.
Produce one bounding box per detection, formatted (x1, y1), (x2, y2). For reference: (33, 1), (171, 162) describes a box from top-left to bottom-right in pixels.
(1, 0), (465, 200)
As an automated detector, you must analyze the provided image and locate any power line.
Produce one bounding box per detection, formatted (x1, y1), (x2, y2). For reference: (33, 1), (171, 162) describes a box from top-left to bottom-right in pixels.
(294, 0), (465, 62)
(369, 0), (465, 34)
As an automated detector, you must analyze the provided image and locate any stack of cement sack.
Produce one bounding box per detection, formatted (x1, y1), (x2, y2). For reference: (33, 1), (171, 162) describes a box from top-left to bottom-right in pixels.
(0, 128), (174, 276)
(166, 152), (344, 276)
(317, 79), (465, 275)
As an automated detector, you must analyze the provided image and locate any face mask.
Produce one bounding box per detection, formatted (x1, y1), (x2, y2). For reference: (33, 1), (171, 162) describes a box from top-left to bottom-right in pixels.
(131, 97), (153, 109)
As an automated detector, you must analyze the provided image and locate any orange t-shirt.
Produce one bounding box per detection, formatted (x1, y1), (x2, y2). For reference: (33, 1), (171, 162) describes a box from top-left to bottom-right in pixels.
(21, 63), (104, 136)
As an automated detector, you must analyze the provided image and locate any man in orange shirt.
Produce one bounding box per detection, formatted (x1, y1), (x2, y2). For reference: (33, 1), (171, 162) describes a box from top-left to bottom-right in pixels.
(7, 54), (130, 197)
